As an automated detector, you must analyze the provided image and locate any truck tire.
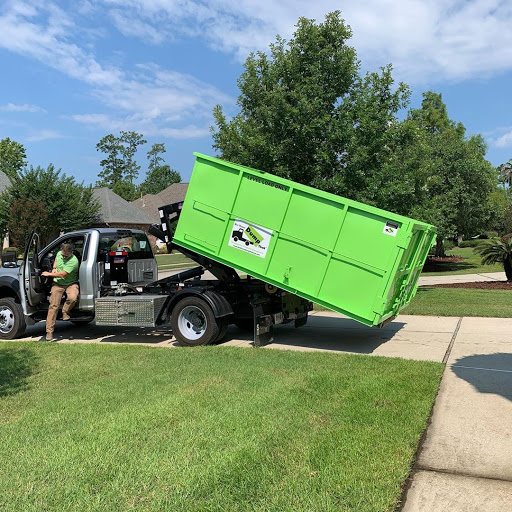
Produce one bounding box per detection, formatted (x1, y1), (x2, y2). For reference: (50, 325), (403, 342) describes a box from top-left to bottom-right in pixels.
(0, 298), (26, 340)
(170, 296), (220, 346)
(213, 317), (229, 344)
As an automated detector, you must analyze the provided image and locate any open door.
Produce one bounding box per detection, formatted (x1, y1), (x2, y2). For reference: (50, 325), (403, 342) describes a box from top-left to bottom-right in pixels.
(23, 231), (45, 307)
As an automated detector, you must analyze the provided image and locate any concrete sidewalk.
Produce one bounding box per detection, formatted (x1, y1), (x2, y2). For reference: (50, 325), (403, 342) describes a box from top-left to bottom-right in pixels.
(18, 312), (512, 509)
(418, 271), (506, 286)
(402, 316), (512, 511)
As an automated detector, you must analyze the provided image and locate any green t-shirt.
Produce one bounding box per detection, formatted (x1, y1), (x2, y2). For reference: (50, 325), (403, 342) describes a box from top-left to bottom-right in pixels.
(54, 251), (79, 286)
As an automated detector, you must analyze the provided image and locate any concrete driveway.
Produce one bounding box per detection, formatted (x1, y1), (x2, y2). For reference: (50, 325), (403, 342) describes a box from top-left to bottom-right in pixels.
(18, 311), (512, 510)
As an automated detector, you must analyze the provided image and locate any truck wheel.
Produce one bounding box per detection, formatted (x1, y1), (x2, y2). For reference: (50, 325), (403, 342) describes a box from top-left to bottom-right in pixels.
(213, 317), (229, 344)
(170, 296), (220, 346)
(0, 298), (26, 340)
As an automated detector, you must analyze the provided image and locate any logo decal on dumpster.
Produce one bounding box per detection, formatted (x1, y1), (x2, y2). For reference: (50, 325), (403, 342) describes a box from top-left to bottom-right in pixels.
(383, 220), (399, 237)
(229, 219), (272, 258)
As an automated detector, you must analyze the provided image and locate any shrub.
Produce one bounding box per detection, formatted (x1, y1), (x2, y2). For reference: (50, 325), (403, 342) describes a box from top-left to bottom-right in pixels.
(474, 235), (512, 281)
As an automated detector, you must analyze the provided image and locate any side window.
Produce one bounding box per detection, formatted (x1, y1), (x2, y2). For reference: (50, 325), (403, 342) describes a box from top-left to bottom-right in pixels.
(41, 236), (86, 267)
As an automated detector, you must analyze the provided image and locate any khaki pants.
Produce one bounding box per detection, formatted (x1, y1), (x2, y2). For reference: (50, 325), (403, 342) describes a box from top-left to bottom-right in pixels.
(46, 283), (79, 335)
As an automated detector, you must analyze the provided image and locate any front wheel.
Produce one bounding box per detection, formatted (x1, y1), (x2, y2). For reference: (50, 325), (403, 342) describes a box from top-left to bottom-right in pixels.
(170, 296), (220, 346)
(0, 298), (26, 340)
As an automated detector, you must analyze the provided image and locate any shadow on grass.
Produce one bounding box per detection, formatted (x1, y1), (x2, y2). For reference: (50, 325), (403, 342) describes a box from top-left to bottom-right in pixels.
(0, 348), (39, 398)
(422, 261), (477, 273)
(451, 353), (512, 402)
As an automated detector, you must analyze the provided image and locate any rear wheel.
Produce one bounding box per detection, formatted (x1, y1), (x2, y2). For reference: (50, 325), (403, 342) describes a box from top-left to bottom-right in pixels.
(0, 298), (26, 340)
(170, 296), (220, 346)
(213, 317), (229, 344)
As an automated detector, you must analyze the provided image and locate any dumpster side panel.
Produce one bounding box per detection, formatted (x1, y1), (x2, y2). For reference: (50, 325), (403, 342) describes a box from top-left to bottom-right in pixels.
(173, 154), (435, 326)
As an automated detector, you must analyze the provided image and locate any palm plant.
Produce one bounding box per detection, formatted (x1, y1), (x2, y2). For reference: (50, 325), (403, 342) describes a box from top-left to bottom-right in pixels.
(474, 235), (512, 281)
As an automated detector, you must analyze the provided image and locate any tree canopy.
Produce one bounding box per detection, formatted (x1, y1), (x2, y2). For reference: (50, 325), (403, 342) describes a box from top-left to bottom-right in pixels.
(0, 137), (27, 180)
(0, 164), (100, 247)
(139, 143), (181, 196)
(96, 131), (147, 199)
(96, 134), (181, 200)
(212, 11), (409, 200)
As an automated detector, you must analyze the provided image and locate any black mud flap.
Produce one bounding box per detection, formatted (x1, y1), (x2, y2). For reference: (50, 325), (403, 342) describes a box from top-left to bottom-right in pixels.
(253, 304), (274, 347)
(294, 313), (308, 328)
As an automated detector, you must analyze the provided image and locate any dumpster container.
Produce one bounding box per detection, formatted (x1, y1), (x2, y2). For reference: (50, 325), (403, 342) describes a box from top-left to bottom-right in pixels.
(173, 153), (436, 327)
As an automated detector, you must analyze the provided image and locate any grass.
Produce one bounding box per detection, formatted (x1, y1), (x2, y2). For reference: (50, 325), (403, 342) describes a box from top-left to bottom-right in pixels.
(0, 343), (442, 512)
(156, 251), (195, 271)
(423, 247), (503, 276)
(402, 287), (512, 317)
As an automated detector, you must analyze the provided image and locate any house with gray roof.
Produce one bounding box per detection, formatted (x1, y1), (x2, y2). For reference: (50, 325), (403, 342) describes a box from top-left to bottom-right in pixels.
(92, 187), (156, 229)
(131, 183), (189, 222)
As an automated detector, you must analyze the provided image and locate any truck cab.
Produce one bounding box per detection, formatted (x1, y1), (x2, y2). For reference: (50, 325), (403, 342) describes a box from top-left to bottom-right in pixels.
(0, 228), (157, 339)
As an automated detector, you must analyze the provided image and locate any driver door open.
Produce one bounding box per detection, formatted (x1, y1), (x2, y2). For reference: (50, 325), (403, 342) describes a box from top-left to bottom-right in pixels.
(22, 231), (45, 308)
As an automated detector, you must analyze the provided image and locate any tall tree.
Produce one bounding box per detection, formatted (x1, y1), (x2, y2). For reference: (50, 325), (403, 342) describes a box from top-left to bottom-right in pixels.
(120, 131), (147, 183)
(0, 137), (27, 180)
(147, 143), (166, 170)
(0, 164), (100, 247)
(405, 93), (498, 255)
(139, 143), (181, 195)
(499, 159), (512, 187)
(96, 131), (147, 200)
(211, 11), (409, 200)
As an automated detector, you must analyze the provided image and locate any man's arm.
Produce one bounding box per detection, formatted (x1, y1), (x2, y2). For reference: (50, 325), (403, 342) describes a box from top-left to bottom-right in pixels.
(42, 269), (68, 278)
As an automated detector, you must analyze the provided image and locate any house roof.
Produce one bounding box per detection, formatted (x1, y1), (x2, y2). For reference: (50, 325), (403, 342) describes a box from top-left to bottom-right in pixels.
(0, 171), (11, 194)
(93, 187), (155, 226)
(131, 183), (189, 221)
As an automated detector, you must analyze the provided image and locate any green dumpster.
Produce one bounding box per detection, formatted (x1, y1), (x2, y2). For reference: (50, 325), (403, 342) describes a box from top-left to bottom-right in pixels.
(173, 153), (436, 327)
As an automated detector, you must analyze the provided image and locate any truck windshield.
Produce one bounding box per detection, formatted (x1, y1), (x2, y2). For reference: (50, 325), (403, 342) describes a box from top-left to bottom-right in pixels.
(97, 232), (154, 261)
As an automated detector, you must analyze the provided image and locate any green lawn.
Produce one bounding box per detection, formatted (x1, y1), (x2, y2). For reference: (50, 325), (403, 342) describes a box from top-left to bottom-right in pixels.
(402, 287), (512, 317)
(156, 251), (196, 271)
(422, 247), (503, 276)
(0, 343), (442, 512)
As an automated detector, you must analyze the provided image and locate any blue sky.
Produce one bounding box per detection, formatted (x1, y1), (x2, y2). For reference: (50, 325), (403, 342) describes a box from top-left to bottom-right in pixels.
(1, 0), (512, 187)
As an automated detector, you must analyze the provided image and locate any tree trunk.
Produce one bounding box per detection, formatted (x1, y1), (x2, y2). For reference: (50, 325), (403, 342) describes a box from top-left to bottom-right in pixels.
(435, 236), (446, 257)
(504, 257), (512, 282)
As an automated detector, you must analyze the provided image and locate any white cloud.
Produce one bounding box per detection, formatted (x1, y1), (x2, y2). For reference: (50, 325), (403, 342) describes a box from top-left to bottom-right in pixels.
(26, 129), (66, 142)
(0, 102), (46, 113)
(98, 0), (512, 84)
(494, 131), (512, 149)
(0, 1), (231, 139)
(0, 1), (122, 87)
(4, 0), (511, 147)
(109, 9), (166, 45)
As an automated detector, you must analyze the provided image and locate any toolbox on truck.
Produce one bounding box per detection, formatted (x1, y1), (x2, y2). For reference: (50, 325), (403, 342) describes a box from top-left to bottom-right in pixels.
(173, 154), (436, 328)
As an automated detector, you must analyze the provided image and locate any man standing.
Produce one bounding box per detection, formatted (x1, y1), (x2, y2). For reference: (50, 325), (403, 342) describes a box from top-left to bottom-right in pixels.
(41, 243), (79, 341)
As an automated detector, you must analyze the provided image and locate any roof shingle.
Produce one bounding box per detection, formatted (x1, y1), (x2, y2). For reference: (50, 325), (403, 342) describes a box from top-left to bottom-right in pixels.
(93, 187), (155, 225)
(131, 183), (189, 221)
